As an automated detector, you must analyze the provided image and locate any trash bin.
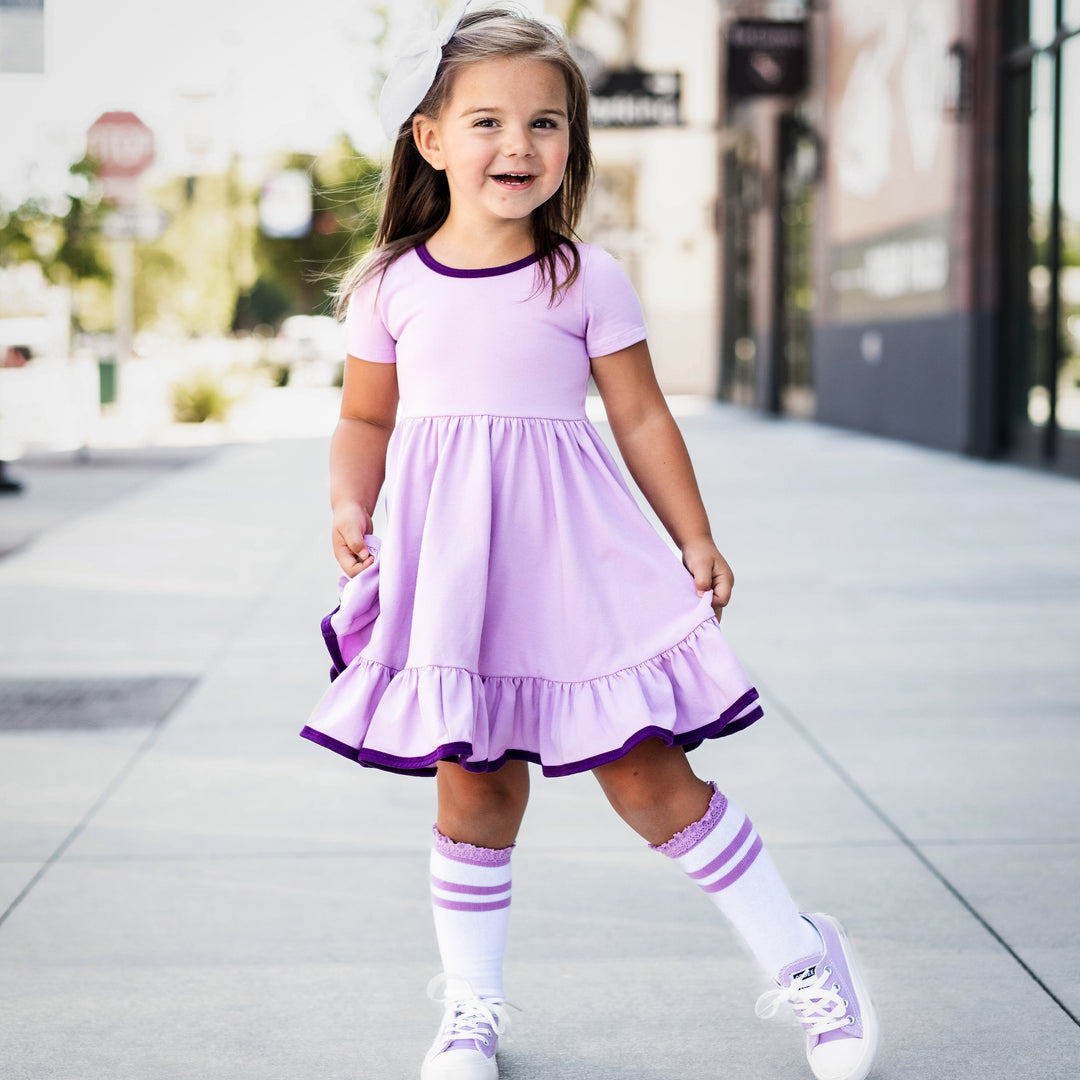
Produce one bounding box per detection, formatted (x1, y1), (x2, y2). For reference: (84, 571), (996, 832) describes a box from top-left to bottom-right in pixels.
(98, 357), (116, 405)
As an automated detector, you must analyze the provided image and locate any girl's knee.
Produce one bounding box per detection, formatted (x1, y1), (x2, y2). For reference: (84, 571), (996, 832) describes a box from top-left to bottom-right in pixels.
(595, 739), (688, 808)
(593, 740), (712, 842)
(437, 760), (529, 847)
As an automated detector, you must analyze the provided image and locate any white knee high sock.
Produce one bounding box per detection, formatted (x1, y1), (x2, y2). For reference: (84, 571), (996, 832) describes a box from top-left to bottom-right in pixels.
(652, 783), (822, 980)
(429, 826), (512, 1001)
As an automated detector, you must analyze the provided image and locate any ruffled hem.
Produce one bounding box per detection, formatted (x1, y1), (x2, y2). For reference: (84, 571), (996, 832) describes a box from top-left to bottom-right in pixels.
(301, 617), (763, 778)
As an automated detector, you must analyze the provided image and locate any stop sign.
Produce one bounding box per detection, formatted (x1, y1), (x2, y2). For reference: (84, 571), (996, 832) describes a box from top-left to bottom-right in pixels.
(87, 111), (155, 176)
(87, 111), (155, 206)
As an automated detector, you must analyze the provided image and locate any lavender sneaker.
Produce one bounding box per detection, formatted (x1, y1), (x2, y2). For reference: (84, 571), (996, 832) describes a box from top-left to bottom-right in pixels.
(756, 913), (879, 1080)
(421, 976), (510, 1080)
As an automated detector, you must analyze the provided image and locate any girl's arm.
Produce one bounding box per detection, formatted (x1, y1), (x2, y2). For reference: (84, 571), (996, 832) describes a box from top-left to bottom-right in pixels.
(590, 339), (734, 618)
(330, 355), (399, 577)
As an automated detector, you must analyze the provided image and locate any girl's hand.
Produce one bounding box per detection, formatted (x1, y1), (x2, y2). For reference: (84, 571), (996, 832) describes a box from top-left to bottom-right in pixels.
(681, 536), (734, 620)
(332, 503), (375, 577)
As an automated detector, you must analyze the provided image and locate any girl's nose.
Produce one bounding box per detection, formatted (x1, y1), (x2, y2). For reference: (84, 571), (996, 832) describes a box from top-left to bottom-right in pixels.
(501, 124), (535, 157)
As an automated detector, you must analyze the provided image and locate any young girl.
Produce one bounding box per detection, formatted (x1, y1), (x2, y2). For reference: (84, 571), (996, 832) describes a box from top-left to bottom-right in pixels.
(301, 5), (879, 1080)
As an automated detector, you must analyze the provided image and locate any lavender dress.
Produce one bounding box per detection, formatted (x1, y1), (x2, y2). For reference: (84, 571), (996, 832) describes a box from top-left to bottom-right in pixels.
(301, 243), (762, 776)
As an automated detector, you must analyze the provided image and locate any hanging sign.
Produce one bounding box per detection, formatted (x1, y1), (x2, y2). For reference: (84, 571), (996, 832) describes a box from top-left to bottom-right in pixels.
(727, 19), (808, 98)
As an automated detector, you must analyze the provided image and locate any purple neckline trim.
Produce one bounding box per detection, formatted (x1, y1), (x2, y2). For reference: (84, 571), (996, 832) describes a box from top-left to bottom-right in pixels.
(650, 780), (727, 857)
(432, 825), (513, 866)
(416, 243), (539, 278)
(298, 688), (762, 779)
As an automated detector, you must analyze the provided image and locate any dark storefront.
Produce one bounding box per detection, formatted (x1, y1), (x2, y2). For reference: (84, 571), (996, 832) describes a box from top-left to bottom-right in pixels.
(718, 0), (1080, 476)
(999, 0), (1080, 470)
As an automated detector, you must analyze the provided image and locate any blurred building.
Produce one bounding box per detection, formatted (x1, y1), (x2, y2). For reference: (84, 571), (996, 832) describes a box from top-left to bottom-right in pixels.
(569, 0), (726, 395)
(717, 0), (1080, 475)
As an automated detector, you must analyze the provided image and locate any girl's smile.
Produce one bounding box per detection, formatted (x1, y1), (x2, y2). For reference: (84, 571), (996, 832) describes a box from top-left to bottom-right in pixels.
(414, 56), (571, 251)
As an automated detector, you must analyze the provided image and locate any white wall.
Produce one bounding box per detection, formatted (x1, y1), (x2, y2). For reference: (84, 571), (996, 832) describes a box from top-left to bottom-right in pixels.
(574, 0), (722, 395)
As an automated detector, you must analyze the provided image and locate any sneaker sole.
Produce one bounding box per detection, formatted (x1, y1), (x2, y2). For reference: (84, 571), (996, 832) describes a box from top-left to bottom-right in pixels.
(420, 1051), (499, 1080)
(806, 914), (880, 1080)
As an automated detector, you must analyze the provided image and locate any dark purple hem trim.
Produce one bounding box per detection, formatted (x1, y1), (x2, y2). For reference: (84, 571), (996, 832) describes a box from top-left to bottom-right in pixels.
(299, 688), (762, 779)
(321, 607), (346, 682)
(417, 243), (539, 279)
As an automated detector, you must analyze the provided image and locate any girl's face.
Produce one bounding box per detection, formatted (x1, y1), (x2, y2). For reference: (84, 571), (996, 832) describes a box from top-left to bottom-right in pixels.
(414, 56), (571, 236)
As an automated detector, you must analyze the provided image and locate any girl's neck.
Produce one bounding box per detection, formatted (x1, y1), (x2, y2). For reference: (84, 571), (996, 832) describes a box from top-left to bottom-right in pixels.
(424, 218), (535, 271)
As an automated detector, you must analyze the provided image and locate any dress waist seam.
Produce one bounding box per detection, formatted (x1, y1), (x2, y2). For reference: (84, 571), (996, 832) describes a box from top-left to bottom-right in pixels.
(397, 413), (589, 423)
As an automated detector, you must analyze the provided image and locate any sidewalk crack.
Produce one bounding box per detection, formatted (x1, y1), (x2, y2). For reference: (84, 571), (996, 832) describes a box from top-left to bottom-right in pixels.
(754, 677), (1080, 1030)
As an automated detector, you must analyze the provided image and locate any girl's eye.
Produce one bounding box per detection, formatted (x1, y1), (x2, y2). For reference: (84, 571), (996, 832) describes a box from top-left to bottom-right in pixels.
(533, 118), (557, 129)
(473, 118), (498, 128)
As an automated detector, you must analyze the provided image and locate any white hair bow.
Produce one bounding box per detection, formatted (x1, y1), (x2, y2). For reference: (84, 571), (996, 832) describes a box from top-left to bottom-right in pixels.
(378, 0), (477, 140)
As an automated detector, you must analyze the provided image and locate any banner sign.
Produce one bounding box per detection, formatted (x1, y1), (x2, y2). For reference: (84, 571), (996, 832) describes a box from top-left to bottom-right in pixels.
(727, 19), (808, 98)
(590, 68), (681, 128)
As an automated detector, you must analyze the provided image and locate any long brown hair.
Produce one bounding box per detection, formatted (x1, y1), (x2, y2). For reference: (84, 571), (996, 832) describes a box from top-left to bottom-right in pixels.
(335, 7), (593, 314)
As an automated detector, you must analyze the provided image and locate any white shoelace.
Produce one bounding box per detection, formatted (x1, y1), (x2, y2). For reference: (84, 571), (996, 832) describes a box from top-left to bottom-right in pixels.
(426, 975), (512, 1052)
(755, 964), (855, 1037)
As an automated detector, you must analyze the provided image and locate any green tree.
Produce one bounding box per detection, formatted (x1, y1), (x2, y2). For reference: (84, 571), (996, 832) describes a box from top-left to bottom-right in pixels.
(249, 135), (383, 321)
(140, 170), (248, 335)
(0, 157), (110, 293)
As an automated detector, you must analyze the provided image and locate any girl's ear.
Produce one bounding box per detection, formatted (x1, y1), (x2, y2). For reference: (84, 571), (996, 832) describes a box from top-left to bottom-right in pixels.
(413, 115), (446, 171)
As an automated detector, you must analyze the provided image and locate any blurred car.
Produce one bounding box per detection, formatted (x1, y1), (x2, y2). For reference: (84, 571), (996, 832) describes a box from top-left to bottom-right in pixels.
(272, 314), (346, 387)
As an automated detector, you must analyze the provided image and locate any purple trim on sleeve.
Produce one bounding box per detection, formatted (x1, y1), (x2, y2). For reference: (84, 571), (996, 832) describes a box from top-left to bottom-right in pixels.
(431, 896), (513, 913)
(649, 780), (727, 857)
(688, 816), (754, 880)
(417, 243), (539, 279)
(701, 834), (763, 893)
(430, 877), (511, 896)
(300, 689), (763, 780)
(432, 825), (514, 866)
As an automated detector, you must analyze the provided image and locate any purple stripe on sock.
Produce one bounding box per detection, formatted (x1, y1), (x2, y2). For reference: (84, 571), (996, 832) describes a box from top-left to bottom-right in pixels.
(687, 816), (753, 880)
(431, 896), (513, 913)
(430, 876), (511, 896)
(432, 826), (513, 866)
(701, 834), (763, 893)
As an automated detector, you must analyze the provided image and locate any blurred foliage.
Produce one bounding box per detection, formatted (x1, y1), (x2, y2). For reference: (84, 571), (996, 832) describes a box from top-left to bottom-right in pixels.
(1030, 211), (1080, 270)
(0, 157), (110, 292)
(141, 168), (256, 336)
(170, 371), (233, 423)
(233, 275), (292, 331)
(247, 134), (383, 322)
(565, 0), (593, 35)
(2, 134), (384, 337)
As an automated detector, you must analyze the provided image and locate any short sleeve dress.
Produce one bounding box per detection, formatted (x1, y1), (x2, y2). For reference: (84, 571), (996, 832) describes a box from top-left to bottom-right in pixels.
(300, 242), (762, 776)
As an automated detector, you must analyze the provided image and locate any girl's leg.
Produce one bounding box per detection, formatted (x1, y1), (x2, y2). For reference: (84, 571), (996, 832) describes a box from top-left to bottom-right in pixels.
(594, 737), (820, 975)
(430, 759), (529, 999)
(436, 758), (530, 850)
(594, 739), (878, 1080)
(422, 761), (529, 1080)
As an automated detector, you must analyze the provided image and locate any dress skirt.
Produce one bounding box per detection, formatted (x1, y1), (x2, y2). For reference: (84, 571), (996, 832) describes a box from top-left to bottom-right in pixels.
(301, 413), (762, 777)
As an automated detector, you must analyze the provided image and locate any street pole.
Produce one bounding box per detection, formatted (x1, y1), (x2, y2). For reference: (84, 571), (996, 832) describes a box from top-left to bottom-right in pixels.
(111, 234), (135, 383)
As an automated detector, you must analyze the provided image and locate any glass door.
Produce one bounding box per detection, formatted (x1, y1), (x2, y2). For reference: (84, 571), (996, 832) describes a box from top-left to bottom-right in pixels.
(1000, 0), (1080, 471)
(776, 112), (818, 418)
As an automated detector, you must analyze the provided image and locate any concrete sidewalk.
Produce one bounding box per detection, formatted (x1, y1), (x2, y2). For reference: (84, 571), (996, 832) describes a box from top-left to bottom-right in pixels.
(0, 408), (1078, 1079)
